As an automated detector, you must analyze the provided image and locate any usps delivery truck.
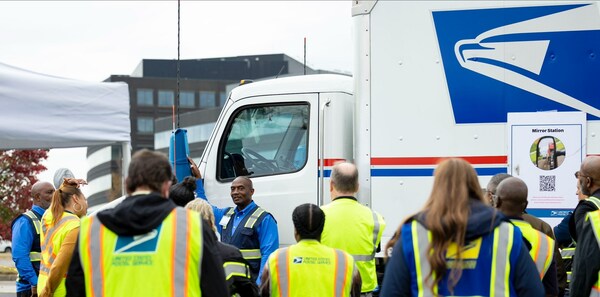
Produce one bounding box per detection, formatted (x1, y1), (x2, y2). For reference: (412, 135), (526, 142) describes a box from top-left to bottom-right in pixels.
(197, 0), (600, 254)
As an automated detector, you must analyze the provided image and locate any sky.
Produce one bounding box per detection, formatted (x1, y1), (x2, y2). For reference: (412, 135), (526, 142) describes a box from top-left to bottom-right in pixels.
(0, 1), (353, 194)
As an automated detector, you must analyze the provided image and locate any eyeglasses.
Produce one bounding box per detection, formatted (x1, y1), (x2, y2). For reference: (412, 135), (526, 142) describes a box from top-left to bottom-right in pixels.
(575, 171), (580, 178)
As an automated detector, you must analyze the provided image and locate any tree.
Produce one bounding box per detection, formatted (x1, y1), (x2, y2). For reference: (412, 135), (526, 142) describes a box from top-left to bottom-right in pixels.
(0, 150), (48, 239)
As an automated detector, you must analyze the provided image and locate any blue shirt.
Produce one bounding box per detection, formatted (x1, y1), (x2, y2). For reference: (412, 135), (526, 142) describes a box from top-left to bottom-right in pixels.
(203, 199), (279, 285)
(12, 205), (45, 292)
(194, 179), (206, 199)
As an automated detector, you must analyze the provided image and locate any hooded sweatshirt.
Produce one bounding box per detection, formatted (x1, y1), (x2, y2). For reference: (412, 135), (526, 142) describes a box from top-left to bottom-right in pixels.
(65, 193), (228, 297)
(380, 199), (544, 297)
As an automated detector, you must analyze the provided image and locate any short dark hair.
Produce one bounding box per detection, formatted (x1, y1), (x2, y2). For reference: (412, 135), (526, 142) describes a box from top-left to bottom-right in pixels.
(331, 163), (359, 193)
(170, 176), (197, 207)
(292, 203), (326, 240)
(126, 149), (174, 194)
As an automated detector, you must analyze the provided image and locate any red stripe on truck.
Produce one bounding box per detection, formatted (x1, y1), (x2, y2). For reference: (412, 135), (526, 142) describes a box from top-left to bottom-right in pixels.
(370, 156), (508, 166)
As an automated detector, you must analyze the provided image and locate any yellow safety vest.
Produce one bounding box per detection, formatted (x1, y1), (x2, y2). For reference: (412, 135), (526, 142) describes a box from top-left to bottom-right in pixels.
(584, 210), (600, 296)
(586, 196), (600, 210)
(22, 211), (42, 262)
(38, 211), (80, 297)
(268, 239), (354, 297)
(79, 208), (202, 297)
(321, 198), (385, 293)
(560, 247), (575, 284)
(511, 219), (554, 279)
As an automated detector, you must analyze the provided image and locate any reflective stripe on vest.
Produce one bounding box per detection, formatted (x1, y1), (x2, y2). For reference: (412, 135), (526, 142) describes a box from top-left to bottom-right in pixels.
(86, 208), (202, 297)
(23, 211), (41, 234)
(240, 249), (261, 260)
(224, 261), (250, 280)
(511, 219), (554, 279)
(23, 211), (42, 262)
(274, 247), (351, 297)
(222, 208), (236, 230)
(351, 210), (382, 262)
(586, 196), (600, 210)
(40, 214), (79, 274)
(585, 211), (600, 297)
(411, 221), (513, 297)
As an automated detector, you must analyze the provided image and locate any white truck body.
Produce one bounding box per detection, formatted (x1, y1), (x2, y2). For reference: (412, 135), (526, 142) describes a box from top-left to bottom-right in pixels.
(199, 1), (600, 249)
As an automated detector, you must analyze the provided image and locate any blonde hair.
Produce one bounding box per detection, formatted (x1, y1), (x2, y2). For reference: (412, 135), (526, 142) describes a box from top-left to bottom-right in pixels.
(185, 199), (216, 232)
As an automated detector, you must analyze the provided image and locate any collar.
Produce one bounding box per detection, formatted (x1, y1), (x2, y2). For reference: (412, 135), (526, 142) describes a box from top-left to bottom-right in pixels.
(332, 196), (358, 202)
(298, 239), (320, 246)
(235, 201), (257, 214)
(131, 190), (153, 196)
(32, 205), (46, 216)
(591, 189), (600, 198)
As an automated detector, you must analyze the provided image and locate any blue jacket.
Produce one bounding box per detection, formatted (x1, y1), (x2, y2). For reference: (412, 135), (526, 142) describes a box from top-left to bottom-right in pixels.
(11, 205), (45, 293)
(209, 200), (279, 285)
(381, 199), (544, 297)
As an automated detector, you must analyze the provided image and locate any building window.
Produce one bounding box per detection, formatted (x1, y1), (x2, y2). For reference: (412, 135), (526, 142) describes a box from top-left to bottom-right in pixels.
(200, 91), (216, 108)
(180, 91), (195, 108)
(219, 91), (227, 107)
(137, 117), (154, 133)
(137, 89), (153, 106)
(158, 90), (174, 107)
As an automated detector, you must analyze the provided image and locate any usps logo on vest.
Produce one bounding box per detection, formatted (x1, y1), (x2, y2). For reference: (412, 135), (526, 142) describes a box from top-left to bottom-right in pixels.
(293, 257), (303, 264)
(114, 225), (161, 253)
(432, 4), (600, 124)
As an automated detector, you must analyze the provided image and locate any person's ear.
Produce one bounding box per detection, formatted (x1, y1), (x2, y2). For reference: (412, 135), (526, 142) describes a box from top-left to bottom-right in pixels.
(250, 188), (255, 196)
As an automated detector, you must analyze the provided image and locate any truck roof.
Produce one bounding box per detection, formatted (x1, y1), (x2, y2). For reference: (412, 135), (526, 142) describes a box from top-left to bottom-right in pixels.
(230, 74), (353, 100)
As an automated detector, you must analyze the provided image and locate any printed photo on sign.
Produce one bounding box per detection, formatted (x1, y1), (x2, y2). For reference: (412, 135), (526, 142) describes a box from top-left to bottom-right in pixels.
(530, 136), (566, 171)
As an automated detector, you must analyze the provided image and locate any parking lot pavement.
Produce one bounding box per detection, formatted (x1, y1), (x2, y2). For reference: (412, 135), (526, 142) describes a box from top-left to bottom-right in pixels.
(0, 280), (15, 295)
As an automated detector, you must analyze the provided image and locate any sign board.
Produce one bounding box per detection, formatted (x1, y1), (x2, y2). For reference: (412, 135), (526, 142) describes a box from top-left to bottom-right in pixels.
(507, 112), (585, 225)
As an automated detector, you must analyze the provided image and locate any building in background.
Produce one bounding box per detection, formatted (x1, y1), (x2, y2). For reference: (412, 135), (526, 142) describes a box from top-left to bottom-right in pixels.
(86, 53), (344, 206)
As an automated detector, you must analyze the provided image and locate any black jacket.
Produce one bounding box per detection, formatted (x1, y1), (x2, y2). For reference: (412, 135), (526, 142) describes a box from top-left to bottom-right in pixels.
(569, 189), (600, 242)
(570, 208), (600, 297)
(219, 242), (259, 297)
(65, 193), (228, 297)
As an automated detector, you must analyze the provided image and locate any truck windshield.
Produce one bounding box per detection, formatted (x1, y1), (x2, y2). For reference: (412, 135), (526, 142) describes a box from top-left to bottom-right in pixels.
(218, 103), (309, 180)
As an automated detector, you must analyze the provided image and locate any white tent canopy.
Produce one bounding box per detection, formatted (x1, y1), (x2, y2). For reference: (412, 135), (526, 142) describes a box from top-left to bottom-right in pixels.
(0, 62), (130, 150)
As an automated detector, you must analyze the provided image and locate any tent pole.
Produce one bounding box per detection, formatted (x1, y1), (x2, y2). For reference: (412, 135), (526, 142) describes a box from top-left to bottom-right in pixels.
(121, 141), (131, 196)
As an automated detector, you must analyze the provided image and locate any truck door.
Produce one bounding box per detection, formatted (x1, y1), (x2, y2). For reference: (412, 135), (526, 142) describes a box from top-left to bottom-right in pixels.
(201, 93), (319, 247)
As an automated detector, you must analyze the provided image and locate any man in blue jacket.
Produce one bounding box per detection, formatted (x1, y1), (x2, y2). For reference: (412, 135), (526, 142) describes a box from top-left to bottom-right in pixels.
(11, 181), (54, 297)
(202, 176), (279, 285)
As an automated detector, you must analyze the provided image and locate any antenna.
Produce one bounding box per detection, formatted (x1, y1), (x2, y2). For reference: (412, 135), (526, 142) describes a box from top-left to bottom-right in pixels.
(303, 37), (307, 75)
(176, 0), (181, 129)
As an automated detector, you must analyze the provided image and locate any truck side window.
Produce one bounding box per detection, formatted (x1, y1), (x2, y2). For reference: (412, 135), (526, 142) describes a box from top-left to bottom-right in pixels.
(218, 103), (309, 180)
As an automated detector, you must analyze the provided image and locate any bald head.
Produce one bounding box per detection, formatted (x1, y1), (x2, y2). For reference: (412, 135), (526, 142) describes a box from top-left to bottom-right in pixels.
(330, 162), (359, 196)
(495, 177), (528, 217)
(580, 156), (600, 195)
(31, 181), (55, 209)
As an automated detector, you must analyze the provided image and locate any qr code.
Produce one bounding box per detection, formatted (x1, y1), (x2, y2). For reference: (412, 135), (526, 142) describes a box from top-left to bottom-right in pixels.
(540, 175), (556, 192)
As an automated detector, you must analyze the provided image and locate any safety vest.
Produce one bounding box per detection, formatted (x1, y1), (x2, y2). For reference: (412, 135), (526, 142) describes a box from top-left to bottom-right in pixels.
(321, 198), (385, 293)
(584, 210), (600, 296)
(11, 210), (43, 283)
(38, 211), (80, 297)
(404, 220), (522, 297)
(221, 206), (270, 281)
(560, 247), (575, 285)
(79, 208), (202, 297)
(586, 196), (600, 210)
(510, 219), (554, 279)
(268, 240), (354, 297)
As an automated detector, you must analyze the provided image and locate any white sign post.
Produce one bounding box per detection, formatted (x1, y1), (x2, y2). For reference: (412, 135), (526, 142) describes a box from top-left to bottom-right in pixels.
(507, 112), (586, 226)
